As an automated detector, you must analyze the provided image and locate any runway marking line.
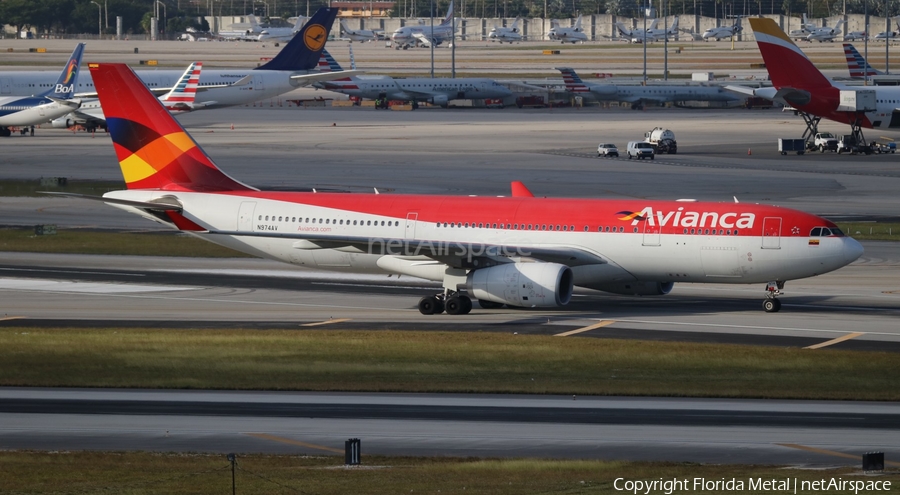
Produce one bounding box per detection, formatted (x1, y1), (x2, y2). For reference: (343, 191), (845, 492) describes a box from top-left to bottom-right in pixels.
(804, 332), (866, 350)
(0, 316), (26, 322)
(555, 320), (615, 337)
(244, 433), (344, 453)
(777, 443), (900, 467)
(300, 318), (352, 327)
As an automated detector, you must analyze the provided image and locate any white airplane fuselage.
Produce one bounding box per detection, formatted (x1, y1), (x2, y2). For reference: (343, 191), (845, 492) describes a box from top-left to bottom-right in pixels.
(0, 96), (79, 126)
(104, 189), (863, 290)
(391, 25), (455, 46)
(320, 77), (512, 103)
(0, 69), (305, 109)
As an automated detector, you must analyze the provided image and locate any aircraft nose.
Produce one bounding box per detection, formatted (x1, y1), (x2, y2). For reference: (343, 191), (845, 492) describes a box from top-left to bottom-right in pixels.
(843, 237), (864, 264)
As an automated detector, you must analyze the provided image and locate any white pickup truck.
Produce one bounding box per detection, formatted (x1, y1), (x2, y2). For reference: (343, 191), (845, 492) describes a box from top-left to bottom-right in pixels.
(808, 132), (838, 152)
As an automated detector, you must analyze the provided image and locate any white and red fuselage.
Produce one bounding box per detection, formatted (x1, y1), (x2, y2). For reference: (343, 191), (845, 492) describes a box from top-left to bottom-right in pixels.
(105, 189), (862, 290)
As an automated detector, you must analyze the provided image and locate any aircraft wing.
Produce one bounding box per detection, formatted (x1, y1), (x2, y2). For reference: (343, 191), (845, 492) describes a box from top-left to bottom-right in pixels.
(723, 85), (757, 97)
(290, 70), (365, 85)
(206, 229), (609, 268)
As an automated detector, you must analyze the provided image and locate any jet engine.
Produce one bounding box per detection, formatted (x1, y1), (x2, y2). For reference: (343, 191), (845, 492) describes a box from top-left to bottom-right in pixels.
(592, 281), (674, 296)
(51, 117), (74, 129)
(466, 262), (574, 307)
(429, 94), (449, 107)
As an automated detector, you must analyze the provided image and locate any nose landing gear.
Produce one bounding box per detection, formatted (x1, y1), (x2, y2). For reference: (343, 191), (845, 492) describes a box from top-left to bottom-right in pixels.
(762, 281), (785, 312)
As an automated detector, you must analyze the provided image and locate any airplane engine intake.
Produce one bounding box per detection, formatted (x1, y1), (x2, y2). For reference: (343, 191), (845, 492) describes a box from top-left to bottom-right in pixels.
(51, 117), (73, 129)
(466, 262), (574, 307)
(430, 94), (449, 107)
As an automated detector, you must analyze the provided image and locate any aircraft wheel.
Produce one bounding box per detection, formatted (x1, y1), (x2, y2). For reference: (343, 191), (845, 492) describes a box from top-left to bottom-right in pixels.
(418, 296), (441, 315)
(762, 299), (781, 313)
(445, 296), (471, 315)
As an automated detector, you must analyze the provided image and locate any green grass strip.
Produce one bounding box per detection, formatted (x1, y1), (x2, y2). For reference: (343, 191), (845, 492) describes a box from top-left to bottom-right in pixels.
(837, 222), (900, 241)
(2, 328), (898, 400)
(3, 451), (898, 494)
(0, 228), (249, 258)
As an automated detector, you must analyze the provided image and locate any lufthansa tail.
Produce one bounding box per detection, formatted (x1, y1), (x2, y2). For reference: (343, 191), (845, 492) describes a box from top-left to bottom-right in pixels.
(256, 7), (337, 72)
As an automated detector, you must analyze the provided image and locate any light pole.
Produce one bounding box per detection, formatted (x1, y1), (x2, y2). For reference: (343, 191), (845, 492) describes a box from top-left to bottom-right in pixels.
(156, 1), (167, 36)
(91, 1), (102, 37)
(104, 0), (108, 30)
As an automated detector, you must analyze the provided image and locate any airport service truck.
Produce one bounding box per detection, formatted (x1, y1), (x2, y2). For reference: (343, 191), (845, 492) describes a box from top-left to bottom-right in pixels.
(644, 127), (677, 154)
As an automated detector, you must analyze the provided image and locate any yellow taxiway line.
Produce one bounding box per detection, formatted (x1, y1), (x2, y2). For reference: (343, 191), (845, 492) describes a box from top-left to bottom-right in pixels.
(245, 433), (344, 453)
(300, 318), (352, 327)
(804, 332), (865, 350)
(777, 443), (900, 467)
(555, 320), (615, 337)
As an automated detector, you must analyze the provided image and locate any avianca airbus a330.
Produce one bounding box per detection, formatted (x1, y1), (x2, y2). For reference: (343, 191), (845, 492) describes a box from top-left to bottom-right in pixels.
(63, 62), (863, 315)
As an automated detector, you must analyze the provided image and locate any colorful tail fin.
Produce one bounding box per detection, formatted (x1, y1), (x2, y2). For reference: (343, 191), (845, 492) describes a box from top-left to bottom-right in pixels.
(256, 7), (337, 72)
(556, 67), (591, 93)
(844, 43), (882, 78)
(43, 43), (85, 99)
(160, 62), (201, 111)
(90, 63), (253, 192)
(748, 18), (833, 91)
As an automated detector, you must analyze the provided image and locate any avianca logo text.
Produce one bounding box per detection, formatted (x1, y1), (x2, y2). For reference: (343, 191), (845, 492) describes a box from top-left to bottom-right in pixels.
(617, 207), (756, 229)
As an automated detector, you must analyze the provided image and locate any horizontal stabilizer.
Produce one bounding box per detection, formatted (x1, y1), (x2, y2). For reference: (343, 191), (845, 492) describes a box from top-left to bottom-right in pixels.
(39, 191), (183, 211)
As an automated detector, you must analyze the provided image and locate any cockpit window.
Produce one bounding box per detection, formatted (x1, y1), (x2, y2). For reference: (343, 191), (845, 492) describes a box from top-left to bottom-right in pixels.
(810, 227), (822, 236)
(829, 228), (845, 237)
(810, 226), (844, 236)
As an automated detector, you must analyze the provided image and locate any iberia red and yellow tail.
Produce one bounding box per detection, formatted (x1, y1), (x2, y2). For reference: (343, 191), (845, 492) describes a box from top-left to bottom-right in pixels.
(89, 63), (253, 192)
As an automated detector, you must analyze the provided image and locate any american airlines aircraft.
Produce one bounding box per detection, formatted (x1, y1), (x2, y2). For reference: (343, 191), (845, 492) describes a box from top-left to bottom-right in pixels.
(557, 68), (739, 110)
(313, 51), (511, 107)
(391, 1), (455, 49)
(738, 18), (900, 135)
(62, 61), (863, 316)
(0, 43), (84, 136)
(843, 43), (882, 79)
(1, 9), (355, 112)
(59, 61), (205, 129)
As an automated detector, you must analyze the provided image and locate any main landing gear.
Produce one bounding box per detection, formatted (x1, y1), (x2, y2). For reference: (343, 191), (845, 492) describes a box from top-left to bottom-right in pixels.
(418, 291), (473, 315)
(762, 280), (785, 313)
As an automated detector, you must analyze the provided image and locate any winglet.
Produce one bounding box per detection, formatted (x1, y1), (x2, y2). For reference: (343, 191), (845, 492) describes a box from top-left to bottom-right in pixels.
(511, 181), (534, 197)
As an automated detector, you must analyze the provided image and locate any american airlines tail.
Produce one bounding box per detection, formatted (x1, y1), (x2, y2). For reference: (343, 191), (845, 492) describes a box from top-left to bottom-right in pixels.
(44, 43), (85, 99)
(89, 63), (253, 192)
(556, 67), (591, 93)
(844, 43), (883, 78)
(256, 7), (337, 72)
(748, 18), (833, 91)
(160, 62), (202, 111)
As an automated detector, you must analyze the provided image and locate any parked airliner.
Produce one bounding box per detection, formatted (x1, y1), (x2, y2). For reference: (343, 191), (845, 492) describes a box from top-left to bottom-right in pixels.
(57, 61), (205, 129)
(738, 18), (900, 132)
(0, 9), (356, 111)
(313, 52), (511, 106)
(341, 19), (378, 42)
(843, 43), (882, 79)
(0, 43), (84, 136)
(806, 20), (844, 42)
(59, 61), (863, 316)
(702, 22), (742, 41)
(557, 68), (739, 109)
(488, 17), (522, 43)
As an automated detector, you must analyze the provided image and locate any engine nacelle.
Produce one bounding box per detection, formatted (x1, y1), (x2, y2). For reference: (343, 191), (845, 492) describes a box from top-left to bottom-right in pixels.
(429, 94), (449, 107)
(593, 281), (674, 296)
(466, 262), (574, 307)
(50, 117), (73, 129)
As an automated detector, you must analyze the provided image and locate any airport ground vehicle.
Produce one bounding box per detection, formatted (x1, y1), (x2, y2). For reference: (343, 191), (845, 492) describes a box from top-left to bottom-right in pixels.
(871, 141), (897, 153)
(597, 143), (619, 157)
(627, 141), (655, 159)
(778, 138), (806, 155)
(644, 127), (677, 154)
(808, 132), (838, 152)
(837, 135), (872, 154)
